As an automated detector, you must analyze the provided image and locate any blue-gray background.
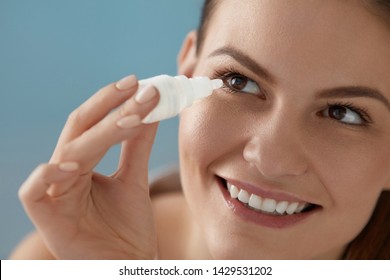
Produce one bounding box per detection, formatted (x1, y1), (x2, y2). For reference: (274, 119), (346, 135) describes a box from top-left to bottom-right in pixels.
(0, 0), (202, 259)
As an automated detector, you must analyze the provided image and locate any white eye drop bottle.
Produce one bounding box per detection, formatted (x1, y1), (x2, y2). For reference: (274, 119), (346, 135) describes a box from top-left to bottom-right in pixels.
(138, 75), (223, 124)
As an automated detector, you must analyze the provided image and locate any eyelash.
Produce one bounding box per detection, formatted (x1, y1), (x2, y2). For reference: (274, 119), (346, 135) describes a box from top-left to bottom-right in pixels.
(324, 101), (372, 127)
(211, 66), (267, 98)
(210, 67), (372, 127)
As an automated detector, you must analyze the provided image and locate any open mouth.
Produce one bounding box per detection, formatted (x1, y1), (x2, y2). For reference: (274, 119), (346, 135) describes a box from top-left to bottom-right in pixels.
(217, 176), (320, 223)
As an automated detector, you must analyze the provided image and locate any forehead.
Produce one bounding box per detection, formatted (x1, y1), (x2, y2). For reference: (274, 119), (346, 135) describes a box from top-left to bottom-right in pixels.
(201, 0), (390, 92)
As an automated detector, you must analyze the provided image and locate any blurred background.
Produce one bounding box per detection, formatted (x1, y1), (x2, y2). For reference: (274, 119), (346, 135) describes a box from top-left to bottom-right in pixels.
(0, 0), (202, 259)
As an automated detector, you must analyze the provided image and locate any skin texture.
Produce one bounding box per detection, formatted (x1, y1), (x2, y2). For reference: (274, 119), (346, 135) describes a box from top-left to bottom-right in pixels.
(11, 0), (390, 260)
(15, 78), (162, 259)
(177, 0), (390, 259)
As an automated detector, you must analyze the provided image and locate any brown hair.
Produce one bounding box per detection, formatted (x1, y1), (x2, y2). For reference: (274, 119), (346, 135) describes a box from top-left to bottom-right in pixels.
(365, 0), (390, 26)
(196, 0), (390, 260)
(196, 0), (218, 55)
(343, 191), (390, 259)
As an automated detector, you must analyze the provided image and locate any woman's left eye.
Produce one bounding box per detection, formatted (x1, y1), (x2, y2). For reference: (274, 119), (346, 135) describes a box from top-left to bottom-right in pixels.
(321, 104), (364, 125)
(224, 74), (261, 96)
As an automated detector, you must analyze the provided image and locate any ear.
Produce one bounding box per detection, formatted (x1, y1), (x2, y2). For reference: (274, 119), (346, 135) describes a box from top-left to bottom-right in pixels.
(177, 30), (198, 77)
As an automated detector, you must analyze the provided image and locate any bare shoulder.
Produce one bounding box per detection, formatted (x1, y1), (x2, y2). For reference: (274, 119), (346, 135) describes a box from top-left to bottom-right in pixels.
(150, 169), (191, 259)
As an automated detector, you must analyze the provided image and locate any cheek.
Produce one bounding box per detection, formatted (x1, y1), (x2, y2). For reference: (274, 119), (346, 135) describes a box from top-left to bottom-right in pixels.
(310, 131), (390, 232)
(179, 94), (248, 169)
(178, 94), (253, 221)
(315, 133), (390, 197)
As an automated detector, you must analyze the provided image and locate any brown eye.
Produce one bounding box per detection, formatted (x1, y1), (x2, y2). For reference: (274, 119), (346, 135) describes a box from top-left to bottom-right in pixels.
(225, 74), (261, 95)
(328, 105), (346, 120)
(322, 104), (364, 125)
(229, 75), (248, 91)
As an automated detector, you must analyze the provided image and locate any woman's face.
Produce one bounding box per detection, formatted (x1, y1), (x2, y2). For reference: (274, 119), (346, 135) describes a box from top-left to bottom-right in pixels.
(178, 0), (390, 259)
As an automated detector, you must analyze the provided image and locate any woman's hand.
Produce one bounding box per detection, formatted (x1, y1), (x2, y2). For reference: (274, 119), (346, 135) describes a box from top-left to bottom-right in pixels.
(19, 75), (160, 259)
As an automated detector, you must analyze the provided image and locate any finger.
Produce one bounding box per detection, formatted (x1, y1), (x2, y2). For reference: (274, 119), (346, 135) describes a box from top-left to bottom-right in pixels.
(53, 75), (139, 153)
(114, 121), (159, 185)
(19, 162), (79, 204)
(54, 85), (160, 174)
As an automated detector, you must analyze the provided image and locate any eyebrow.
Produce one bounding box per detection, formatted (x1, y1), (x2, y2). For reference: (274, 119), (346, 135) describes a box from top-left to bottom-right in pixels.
(208, 46), (276, 84)
(208, 46), (390, 111)
(318, 87), (390, 111)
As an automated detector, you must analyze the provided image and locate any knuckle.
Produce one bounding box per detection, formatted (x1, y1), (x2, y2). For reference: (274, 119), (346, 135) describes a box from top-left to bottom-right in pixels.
(18, 182), (31, 201)
(18, 183), (28, 200)
(118, 100), (131, 117)
(66, 109), (82, 129)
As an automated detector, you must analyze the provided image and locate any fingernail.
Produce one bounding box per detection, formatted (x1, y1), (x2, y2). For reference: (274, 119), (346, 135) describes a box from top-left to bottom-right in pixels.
(58, 162), (79, 172)
(135, 84), (158, 104)
(116, 75), (137, 91)
(116, 114), (142, 129)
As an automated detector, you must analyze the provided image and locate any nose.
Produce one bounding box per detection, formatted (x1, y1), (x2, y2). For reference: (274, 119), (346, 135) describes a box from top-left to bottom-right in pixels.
(243, 116), (309, 180)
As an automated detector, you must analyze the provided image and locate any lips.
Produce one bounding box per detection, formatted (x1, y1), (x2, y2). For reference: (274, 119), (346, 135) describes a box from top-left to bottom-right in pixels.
(216, 176), (320, 228)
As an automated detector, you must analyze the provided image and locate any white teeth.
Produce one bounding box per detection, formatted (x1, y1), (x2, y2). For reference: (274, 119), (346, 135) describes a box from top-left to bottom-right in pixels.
(229, 183), (240, 198)
(227, 183), (232, 192)
(226, 181), (310, 215)
(295, 203), (306, 213)
(237, 190), (250, 203)
(261, 198), (277, 213)
(248, 194), (262, 210)
(275, 201), (289, 214)
(286, 202), (299, 215)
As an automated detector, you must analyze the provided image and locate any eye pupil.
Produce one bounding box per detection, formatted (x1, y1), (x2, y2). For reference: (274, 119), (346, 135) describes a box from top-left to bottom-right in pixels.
(329, 105), (347, 120)
(230, 76), (248, 90)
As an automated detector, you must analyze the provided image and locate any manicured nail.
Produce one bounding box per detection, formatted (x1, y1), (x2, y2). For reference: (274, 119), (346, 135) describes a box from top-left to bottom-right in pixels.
(135, 84), (158, 104)
(116, 75), (137, 91)
(58, 162), (79, 172)
(116, 114), (142, 128)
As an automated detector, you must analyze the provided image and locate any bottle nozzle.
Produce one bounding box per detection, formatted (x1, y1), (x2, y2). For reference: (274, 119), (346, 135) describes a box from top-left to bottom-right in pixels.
(211, 79), (223, 90)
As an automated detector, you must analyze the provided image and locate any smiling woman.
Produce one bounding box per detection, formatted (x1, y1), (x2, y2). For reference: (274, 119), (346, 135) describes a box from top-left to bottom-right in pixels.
(177, 0), (390, 259)
(10, 0), (390, 260)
